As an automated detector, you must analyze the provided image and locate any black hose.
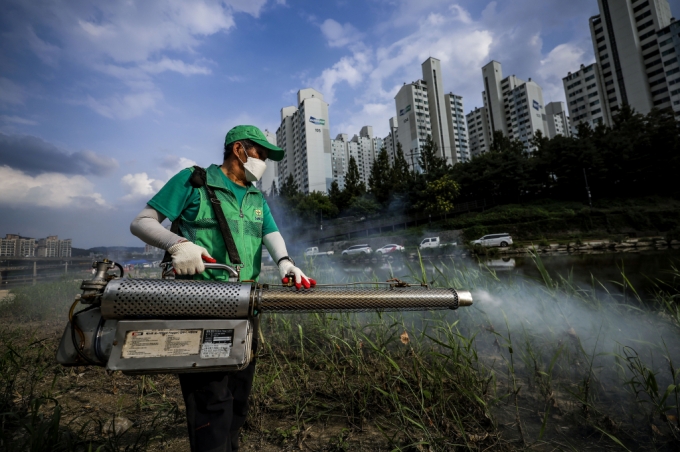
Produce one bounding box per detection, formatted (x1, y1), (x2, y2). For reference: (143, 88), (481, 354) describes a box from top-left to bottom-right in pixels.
(114, 262), (125, 278)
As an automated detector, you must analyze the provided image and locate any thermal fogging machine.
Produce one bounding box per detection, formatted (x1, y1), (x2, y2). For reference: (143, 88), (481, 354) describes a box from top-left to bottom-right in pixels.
(57, 260), (472, 375)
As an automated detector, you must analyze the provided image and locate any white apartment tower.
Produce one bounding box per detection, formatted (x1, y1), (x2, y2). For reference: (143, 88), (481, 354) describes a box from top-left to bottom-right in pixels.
(590, 0), (673, 116)
(563, 63), (612, 129)
(256, 129), (278, 194)
(383, 116), (399, 166)
(422, 58), (454, 162)
(476, 60), (553, 150)
(567, 0), (678, 129)
(545, 102), (572, 137)
(331, 134), (348, 189)
(394, 79), (431, 170)
(330, 126), (384, 188)
(466, 106), (491, 158)
(275, 88), (333, 194)
(444, 93), (471, 162)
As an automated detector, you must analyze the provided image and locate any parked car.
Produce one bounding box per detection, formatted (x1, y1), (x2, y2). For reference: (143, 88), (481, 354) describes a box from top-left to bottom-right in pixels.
(342, 244), (373, 255)
(419, 237), (441, 249)
(471, 233), (513, 247)
(376, 244), (405, 255)
(303, 246), (334, 257)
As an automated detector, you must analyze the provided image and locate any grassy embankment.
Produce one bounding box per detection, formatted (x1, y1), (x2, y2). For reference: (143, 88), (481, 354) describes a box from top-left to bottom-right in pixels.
(1, 257), (680, 451)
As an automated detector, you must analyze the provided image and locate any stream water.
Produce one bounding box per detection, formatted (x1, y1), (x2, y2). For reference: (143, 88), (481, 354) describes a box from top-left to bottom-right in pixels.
(332, 248), (680, 300)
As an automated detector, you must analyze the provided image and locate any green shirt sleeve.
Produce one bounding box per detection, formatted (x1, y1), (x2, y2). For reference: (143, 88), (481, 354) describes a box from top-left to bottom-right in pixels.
(262, 198), (279, 236)
(148, 168), (200, 222)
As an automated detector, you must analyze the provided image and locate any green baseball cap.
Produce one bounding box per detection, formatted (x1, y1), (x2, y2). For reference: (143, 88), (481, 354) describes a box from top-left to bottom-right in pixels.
(225, 125), (285, 162)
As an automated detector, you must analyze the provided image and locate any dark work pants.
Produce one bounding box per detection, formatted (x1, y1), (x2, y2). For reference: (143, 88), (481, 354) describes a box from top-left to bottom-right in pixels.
(179, 332), (258, 452)
(179, 360), (256, 452)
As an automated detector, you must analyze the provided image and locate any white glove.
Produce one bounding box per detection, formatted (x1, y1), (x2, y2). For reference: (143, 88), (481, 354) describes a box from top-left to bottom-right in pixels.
(167, 241), (213, 275)
(278, 260), (315, 290)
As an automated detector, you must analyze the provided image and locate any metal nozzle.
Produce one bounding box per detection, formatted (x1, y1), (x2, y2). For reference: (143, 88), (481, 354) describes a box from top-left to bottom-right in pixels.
(456, 290), (473, 307)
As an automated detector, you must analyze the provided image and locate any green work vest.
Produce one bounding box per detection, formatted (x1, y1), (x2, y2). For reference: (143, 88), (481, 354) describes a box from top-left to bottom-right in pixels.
(178, 164), (265, 282)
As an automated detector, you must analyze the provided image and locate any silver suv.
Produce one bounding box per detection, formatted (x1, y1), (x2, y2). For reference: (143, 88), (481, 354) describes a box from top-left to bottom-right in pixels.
(342, 244), (373, 255)
(471, 233), (513, 247)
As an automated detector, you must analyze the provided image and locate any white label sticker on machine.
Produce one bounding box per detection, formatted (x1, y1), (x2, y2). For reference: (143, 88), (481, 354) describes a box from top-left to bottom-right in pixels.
(200, 329), (234, 359)
(121, 329), (202, 358)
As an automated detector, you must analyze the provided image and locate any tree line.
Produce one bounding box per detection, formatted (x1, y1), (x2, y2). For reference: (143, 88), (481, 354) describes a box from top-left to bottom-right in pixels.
(265, 105), (680, 227)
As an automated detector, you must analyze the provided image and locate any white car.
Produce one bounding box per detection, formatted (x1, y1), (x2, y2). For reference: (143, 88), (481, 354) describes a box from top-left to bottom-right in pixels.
(303, 247), (334, 257)
(376, 244), (405, 255)
(342, 244), (373, 255)
(419, 237), (440, 249)
(471, 233), (513, 247)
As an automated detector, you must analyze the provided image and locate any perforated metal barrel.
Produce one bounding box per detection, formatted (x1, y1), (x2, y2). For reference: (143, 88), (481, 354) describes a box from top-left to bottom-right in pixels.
(100, 279), (252, 319)
(257, 286), (471, 313)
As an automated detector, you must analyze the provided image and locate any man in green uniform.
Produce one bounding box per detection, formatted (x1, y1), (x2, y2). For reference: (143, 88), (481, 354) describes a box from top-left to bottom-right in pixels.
(131, 125), (315, 451)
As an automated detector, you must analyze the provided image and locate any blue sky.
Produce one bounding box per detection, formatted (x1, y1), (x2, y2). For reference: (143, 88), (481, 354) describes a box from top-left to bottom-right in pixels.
(1, 0), (678, 248)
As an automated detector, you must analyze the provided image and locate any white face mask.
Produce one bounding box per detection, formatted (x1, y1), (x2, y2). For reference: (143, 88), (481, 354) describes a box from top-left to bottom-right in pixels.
(238, 149), (267, 182)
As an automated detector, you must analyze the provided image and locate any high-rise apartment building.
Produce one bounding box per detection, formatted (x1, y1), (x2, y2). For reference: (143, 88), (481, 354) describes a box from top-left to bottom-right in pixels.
(567, 0), (678, 129)
(330, 126), (383, 188)
(0, 234), (36, 257)
(545, 102), (572, 137)
(444, 93), (471, 162)
(276, 88), (333, 194)
(394, 79), (431, 170)
(466, 106), (491, 158)
(563, 63), (613, 128)
(256, 130), (278, 194)
(472, 60), (558, 150)
(331, 134), (349, 189)
(383, 116), (399, 165)
(422, 58), (454, 162)
(394, 59), (470, 169)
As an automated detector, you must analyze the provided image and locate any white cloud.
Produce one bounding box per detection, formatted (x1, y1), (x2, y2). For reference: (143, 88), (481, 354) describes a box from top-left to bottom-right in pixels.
(0, 116), (38, 126)
(140, 58), (212, 76)
(0, 165), (107, 208)
(120, 172), (165, 201)
(160, 155), (198, 177)
(7, 0), (272, 119)
(538, 43), (591, 104)
(320, 19), (363, 48)
(84, 91), (163, 120)
(309, 47), (373, 104)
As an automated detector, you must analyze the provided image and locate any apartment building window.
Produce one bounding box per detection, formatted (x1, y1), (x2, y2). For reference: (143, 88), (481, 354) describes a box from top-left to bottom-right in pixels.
(605, 79), (614, 86)
(594, 27), (603, 35)
(590, 100), (600, 107)
(645, 59), (662, 69)
(596, 36), (605, 43)
(592, 108), (601, 114)
(601, 54), (609, 60)
(643, 49), (661, 59)
(639, 29), (656, 40)
(642, 40), (658, 51)
(637, 20), (653, 32)
(667, 68), (680, 77)
(603, 71), (612, 78)
(664, 57), (678, 66)
(588, 92), (599, 98)
(635, 10), (652, 23)
(585, 75), (595, 82)
(598, 44), (607, 52)
(607, 88), (616, 94)
(652, 87), (668, 96)
(650, 77), (666, 87)
(633, 0), (649, 13)
(658, 38), (673, 47)
(602, 62), (611, 69)
(662, 48), (676, 57)
(653, 97), (670, 106)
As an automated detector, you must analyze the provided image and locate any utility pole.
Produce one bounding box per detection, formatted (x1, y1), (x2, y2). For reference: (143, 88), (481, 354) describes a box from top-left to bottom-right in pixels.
(583, 168), (592, 208)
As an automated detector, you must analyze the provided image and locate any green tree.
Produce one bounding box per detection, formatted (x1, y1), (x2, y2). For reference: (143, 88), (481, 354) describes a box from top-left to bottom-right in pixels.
(344, 156), (366, 199)
(294, 191), (339, 223)
(279, 174), (300, 203)
(415, 174), (460, 218)
(368, 146), (392, 205)
(418, 135), (448, 181)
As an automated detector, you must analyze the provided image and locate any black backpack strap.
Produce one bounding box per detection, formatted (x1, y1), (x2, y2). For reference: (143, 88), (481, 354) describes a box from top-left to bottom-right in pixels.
(191, 166), (242, 266)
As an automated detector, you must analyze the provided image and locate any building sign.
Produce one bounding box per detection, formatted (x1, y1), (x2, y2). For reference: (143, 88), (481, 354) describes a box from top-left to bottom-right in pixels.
(533, 100), (540, 110)
(309, 116), (326, 125)
(399, 105), (412, 116)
